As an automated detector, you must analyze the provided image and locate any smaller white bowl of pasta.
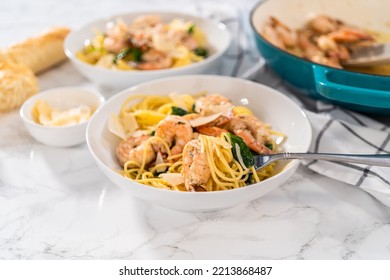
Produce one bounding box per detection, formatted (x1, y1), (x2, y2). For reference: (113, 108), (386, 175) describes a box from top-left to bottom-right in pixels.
(86, 75), (311, 212)
(64, 11), (231, 89)
(20, 87), (105, 147)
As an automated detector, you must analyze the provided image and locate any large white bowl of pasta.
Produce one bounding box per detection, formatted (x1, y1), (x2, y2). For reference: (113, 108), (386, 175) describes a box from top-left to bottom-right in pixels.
(86, 75), (312, 212)
(64, 12), (231, 90)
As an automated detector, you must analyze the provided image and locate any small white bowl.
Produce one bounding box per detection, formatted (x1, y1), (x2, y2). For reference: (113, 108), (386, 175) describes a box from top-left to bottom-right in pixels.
(86, 75), (312, 212)
(64, 11), (231, 89)
(20, 87), (105, 147)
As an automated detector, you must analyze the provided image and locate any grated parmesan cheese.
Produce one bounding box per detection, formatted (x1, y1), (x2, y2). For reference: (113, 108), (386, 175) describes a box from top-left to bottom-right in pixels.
(235, 143), (248, 170)
(159, 173), (184, 186)
(188, 112), (222, 127)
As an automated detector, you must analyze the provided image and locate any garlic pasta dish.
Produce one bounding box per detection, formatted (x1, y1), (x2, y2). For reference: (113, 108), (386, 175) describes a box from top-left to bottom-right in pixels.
(77, 14), (208, 71)
(108, 92), (286, 192)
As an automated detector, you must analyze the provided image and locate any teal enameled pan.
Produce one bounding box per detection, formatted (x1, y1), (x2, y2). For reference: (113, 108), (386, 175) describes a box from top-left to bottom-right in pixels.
(250, 0), (390, 113)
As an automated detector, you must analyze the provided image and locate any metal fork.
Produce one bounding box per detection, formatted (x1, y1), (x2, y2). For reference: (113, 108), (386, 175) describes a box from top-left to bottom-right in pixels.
(254, 152), (390, 171)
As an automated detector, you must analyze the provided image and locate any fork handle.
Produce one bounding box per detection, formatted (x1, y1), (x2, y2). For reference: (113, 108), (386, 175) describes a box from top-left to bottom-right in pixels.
(282, 152), (390, 166)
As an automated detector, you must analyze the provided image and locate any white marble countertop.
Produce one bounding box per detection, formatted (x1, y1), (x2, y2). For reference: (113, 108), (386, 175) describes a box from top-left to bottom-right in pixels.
(1, 0), (390, 260)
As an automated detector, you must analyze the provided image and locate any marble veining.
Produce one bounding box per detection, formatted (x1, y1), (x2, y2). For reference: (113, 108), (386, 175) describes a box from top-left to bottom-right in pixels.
(1, 0), (390, 260)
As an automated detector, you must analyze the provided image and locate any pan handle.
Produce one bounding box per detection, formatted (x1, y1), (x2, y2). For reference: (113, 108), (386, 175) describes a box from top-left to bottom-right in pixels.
(312, 64), (390, 108)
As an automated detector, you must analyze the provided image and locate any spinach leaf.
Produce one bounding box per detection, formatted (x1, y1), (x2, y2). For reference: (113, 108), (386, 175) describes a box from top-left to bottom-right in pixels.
(113, 47), (142, 64)
(265, 143), (273, 151)
(171, 106), (189, 116)
(245, 173), (253, 185)
(193, 47), (208, 57)
(188, 24), (195, 34)
(227, 132), (254, 168)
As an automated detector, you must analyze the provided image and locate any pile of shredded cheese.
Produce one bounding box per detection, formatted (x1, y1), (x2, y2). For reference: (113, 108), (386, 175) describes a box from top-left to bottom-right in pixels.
(32, 99), (92, 126)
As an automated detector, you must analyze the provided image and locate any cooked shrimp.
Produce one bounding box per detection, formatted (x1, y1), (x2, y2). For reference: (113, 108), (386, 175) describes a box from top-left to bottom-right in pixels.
(182, 139), (210, 191)
(183, 113), (225, 138)
(298, 30), (341, 68)
(194, 94), (233, 126)
(196, 126), (227, 137)
(298, 30), (325, 58)
(270, 16), (297, 47)
(182, 36), (198, 51)
(307, 15), (340, 34)
(315, 35), (348, 59)
(262, 14), (377, 69)
(154, 115), (193, 155)
(165, 29), (199, 51)
(127, 16), (163, 49)
(310, 55), (341, 68)
(116, 135), (155, 167)
(262, 16), (297, 50)
(328, 45), (351, 61)
(327, 27), (374, 43)
(103, 19), (131, 53)
(103, 37), (129, 54)
(130, 15), (162, 29)
(263, 23), (286, 49)
(106, 19), (130, 41)
(316, 35), (338, 52)
(137, 49), (172, 70)
(195, 94), (232, 115)
(229, 114), (273, 155)
(130, 31), (153, 49)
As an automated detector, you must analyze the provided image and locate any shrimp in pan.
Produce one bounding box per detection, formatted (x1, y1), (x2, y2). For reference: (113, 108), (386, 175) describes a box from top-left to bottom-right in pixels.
(262, 16), (297, 50)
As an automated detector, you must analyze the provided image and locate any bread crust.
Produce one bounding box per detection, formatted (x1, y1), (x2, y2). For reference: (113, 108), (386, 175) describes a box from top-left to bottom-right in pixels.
(2, 27), (71, 74)
(0, 61), (39, 111)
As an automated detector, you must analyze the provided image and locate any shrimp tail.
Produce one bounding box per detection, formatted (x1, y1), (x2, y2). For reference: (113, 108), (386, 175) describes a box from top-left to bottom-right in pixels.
(234, 130), (272, 155)
(196, 126), (228, 137)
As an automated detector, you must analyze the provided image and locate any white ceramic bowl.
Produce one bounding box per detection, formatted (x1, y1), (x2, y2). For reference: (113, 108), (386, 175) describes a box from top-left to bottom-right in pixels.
(64, 11), (231, 89)
(86, 75), (312, 212)
(20, 87), (105, 147)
